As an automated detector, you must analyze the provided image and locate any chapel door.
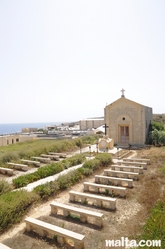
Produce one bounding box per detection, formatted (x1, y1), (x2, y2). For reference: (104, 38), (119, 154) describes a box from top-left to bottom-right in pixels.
(120, 126), (129, 144)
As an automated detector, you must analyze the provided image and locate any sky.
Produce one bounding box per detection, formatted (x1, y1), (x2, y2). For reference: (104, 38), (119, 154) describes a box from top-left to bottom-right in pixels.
(0, 0), (165, 124)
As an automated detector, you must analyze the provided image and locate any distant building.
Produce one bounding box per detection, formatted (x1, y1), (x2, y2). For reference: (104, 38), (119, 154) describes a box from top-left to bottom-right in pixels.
(79, 117), (104, 130)
(104, 89), (152, 146)
(0, 134), (34, 146)
(21, 128), (38, 133)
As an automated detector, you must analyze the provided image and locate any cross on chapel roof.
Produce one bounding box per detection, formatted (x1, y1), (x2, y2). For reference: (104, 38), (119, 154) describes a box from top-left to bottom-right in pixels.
(121, 88), (125, 98)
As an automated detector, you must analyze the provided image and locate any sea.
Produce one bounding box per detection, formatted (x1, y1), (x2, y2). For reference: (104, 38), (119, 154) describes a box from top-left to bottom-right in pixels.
(0, 122), (61, 135)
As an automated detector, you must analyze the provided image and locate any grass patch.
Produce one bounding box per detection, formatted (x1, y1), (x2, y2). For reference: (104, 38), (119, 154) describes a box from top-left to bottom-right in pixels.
(68, 213), (80, 220)
(0, 135), (97, 168)
(137, 198), (165, 248)
(0, 190), (38, 234)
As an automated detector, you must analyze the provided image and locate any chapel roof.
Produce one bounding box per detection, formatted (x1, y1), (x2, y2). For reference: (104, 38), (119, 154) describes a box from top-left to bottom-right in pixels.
(105, 89), (152, 109)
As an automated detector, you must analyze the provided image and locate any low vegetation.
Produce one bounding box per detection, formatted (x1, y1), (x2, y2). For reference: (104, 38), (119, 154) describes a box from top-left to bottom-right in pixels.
(138, 199), (165, 248)
(152, 121), (164, 131)
(153, 114), (165, 126)
(0, 149), (111, 234)
(2, 134), (165, 246)
(12, 154), (86, 188)
(0, 135), (99, 168)
(0, 190), (38, 234)
(0, 179), (12, 195)
(149, 129), (165, 146)
(135, 147), (165, 248)
(147, 119), (165, 145)
(34, 153), (112, 199)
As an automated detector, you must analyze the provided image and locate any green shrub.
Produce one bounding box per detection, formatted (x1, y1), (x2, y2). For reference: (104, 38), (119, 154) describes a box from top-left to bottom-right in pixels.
(57, 170), (82, 190)
(79, 153), (111, 176)
(67, 170), (82, 185)
(34, 169), (83, 199)
(66, 154), (86, 166)
(12, 155), (86, 189)
(81, 135), (99, 144)
(34, 181), (59, 200)
(57, 175), (70, 189)
(92, 158), (101, 169)
(152, 121), (164, 131)
(62, 160), (70, 169)
(95, 153), (112, 166)
(149, 129), (165, 146)
(37, 162), (63, 178)
(83, 158), (100, 170)
(12, 162), (63, 188)
(0, 152), (19, 164)
(0, 190), (38, 233)
(12, 174), (39, 188)
(78, 167), (93, 176)
(0, 180), (12, 195)
(82, 161), (93, 169)
(18, 150), (28, 159)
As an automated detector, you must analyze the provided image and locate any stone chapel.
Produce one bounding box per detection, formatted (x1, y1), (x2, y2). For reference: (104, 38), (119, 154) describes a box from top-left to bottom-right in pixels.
(104, 89), (153, 146)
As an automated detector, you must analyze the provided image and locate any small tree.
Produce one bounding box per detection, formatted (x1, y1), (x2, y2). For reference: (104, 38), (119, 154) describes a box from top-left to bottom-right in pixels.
(158, 131), (165, 145)
(149, 129), (165, 146)
(152, 121), (164, 131)
(75, 138), (83, 153)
